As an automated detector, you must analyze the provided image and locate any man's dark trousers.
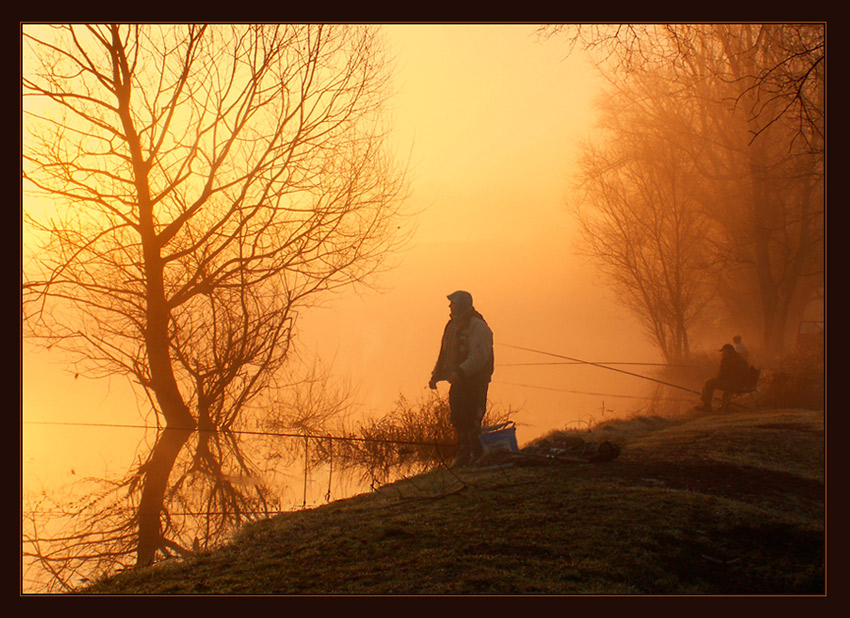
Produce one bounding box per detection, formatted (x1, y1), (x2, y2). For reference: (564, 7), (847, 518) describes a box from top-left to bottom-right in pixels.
(449, 374), (489, 465)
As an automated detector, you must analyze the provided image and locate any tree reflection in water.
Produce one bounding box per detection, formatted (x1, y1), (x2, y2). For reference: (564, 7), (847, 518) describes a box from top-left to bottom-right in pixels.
(22, 392), (515, 592)
(23, 426), (281, 593)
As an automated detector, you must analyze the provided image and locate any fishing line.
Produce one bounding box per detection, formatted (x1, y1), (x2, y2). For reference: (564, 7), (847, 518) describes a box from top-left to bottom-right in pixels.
(497, 343), (701, 395)
(22, 420), (455, 448)
(497, 361), (692, 368)
(493, 380), (692, 401)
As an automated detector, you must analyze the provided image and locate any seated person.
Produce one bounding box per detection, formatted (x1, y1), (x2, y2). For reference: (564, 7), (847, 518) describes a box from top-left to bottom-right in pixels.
(696, 343), (752, 412)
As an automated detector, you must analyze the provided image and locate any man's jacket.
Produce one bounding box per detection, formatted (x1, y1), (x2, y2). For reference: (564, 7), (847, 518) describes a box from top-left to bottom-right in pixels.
(431, 308), (494, 383)
(716, 349), (751, 391)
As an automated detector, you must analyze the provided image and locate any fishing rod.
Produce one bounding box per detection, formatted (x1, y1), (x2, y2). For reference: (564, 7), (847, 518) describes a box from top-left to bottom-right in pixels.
(497, 361), (694, 368)
(497, 343), (701, 395)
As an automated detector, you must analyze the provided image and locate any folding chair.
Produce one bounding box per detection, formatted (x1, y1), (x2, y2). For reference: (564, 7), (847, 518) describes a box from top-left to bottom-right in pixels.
(720, 367), (761, 411)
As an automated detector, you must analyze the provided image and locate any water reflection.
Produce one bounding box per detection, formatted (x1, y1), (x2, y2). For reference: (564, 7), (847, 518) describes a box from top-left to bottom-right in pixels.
(23, 378), (694, 593)
(23, 426), (273, 591)
(22, 399), (460, 593)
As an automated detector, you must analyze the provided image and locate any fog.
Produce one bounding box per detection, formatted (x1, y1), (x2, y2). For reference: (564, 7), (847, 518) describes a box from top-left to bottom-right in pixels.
(20, 26), (667, 591)
(293, 25), (660, 435)
(23, 25), (665, 493)
(22, 23), (826, 595)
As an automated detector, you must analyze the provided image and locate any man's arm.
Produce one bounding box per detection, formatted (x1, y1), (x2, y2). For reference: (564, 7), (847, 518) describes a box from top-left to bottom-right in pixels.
(429, 324), (449, 388)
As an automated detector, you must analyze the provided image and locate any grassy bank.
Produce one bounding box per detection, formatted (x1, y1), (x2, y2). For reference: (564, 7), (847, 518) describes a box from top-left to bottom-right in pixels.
(80, 407), (825, 595)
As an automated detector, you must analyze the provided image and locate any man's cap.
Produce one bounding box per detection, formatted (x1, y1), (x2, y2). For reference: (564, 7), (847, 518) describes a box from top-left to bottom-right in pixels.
(447, 290), (473, 310)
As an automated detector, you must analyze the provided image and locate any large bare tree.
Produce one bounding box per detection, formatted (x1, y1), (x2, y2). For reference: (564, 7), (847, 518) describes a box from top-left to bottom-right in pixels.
(22, 24), (407, 574)
(545, 23), (824, 358)
(572, 72), (715, 362)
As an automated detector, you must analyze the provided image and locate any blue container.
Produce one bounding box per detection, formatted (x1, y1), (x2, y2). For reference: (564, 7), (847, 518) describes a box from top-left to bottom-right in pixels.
(479, 423), (518, 454)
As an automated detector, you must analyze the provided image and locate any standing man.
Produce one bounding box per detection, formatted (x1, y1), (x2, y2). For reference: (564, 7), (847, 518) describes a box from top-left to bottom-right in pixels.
(429, 290), (494, 467)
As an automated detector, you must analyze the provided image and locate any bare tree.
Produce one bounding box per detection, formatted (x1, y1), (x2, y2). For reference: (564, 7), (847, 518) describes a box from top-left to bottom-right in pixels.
(540, 23), (824, 153)
(22, 24), (407, 571)
(666, 24), (825, 356)
(544, 23), (824, 357)
(572, 73), (715, 363)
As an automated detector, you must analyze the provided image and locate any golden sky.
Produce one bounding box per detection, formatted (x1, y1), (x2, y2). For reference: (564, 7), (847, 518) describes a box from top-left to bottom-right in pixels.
(296, 25), (657, 431)
(23, 24), (658, 490)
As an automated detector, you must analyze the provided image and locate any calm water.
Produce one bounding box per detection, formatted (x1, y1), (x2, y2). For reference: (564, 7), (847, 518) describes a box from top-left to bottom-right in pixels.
(23, 343), (680, 593)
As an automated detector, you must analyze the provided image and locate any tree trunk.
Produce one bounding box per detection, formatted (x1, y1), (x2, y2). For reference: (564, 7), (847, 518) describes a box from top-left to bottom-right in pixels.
(136, 428), (193, 566)
(110, 25), (195, 431)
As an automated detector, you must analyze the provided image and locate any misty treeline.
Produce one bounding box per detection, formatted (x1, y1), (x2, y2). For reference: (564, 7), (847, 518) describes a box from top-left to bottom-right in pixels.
(22, 24), (410, 590)
(543, 24), (824, 363)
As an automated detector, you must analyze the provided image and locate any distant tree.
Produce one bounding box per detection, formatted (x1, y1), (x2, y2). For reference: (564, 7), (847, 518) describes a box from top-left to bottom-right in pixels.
(540, 23), (824, 153)
(666, 24), (825, 356)
(23, 24), (407, 569)
(572, 72), (715, 363)
(545, 23), (824, 357)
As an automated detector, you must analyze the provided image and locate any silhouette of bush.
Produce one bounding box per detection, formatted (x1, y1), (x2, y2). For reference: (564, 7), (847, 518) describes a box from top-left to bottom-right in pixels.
(758, 348), (825, 410)
(325, 392), (517, 484)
